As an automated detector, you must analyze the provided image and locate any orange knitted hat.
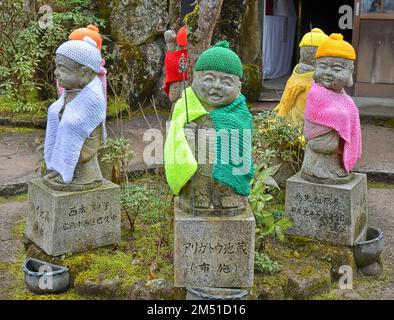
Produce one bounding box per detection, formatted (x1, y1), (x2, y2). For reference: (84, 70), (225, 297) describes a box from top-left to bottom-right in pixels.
(315, 33), (356, 60)
(176, 25), (187, 47)
(68, 25), (102, 51)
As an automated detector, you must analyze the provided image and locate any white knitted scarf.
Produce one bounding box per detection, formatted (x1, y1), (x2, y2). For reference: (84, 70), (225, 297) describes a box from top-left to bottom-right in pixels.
(44, 76), (106, 184)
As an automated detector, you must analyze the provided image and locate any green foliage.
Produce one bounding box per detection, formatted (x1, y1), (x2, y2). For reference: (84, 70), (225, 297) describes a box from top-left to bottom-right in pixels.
(242, 64), (262, 102)
(107, 96), (129, 118)
(0, 1), (41, 104)
(121, 184), (149, 231)
(253, 111), (305, 173)
(101, 137), (134, 184)
(121, 177), (173, 227)
(249, 164), (293, 251)
(0, 0), (108, 111)
(183, 1), (199, 31)
(254, 252), (280, 275)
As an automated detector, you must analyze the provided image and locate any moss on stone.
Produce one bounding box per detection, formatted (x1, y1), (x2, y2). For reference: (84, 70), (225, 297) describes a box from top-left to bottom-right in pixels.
(242, 64), (262, 102)
(12, 221), (26, 239)
(114, 41), (155, 106)
(95, 0), (112, 34)
(368, 181), (394, 189)
(252, 272), (288, 300)
(1, 235), (86, 300)
(0, 193), (28, 205)
(383, 118), (394, 128)
(264, 240), (298, 262)
(285, 235), (356, 280)
(119, 42), (144, 62)
(372, 116), (394, 128)
(183, 1), (199, 31)
(312, 292), (347, 300)
(0, 126), (39, 134)
(283, 260), (331, 300)
(74, 220), (174, 297)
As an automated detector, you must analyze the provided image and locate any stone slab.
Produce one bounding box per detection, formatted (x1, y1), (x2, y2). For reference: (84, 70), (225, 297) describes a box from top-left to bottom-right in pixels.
(26, 178), (121, 256)
(285, 172), (368, 246)
(174, 198), (255, 288)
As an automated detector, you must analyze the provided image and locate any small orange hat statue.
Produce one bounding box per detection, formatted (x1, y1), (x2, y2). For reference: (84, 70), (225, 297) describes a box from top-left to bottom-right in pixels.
(68, 25), (103, 51)
(176, 25), (188, 47)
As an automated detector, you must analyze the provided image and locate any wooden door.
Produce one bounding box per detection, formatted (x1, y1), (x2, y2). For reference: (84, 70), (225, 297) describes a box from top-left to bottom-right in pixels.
(352, 0), (394, 97)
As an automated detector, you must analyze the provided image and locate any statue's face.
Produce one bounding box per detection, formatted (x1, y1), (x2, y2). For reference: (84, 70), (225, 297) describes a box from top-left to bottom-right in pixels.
(192, 70), (241, 109)
(314, 56), (354, 92)
(54, 54), (96, 90)
(299, 46), (318, 67)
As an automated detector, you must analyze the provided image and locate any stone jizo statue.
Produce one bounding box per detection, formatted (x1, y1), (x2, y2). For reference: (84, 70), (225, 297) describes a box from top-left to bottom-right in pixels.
(43, 39), (107, 191)
(163, 26), (188, 104)
(301, 33), (362, 184)
(164, 41), (254, 216)
(274, 28), (328, 124)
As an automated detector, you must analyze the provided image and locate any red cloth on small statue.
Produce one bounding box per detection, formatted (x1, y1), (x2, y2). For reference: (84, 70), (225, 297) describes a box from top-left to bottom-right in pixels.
(163, 49), (188, 96)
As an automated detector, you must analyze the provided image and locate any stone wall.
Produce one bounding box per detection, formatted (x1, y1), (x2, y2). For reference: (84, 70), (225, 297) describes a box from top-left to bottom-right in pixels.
(94, 0), (262, 108)
(94, 0), (178, 108)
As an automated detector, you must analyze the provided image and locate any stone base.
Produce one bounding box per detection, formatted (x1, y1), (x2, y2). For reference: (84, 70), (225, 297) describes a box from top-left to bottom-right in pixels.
(26, 178), (121, 256)
(186, 287), (249, 300)
(285, 172), (368, 246)
(174, 198), (255, 288)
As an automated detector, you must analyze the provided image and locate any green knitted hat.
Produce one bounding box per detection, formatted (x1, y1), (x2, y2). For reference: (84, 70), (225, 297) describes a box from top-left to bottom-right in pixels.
(195, 40), (243, 78)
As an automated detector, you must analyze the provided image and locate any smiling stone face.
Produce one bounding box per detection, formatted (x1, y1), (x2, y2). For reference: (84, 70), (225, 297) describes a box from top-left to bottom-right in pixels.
(313, 56), (354, 92)
(192, 70), (241, 109)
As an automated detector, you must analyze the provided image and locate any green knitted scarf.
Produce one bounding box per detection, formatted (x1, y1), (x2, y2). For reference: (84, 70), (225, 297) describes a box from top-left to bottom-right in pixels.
(210, 94), (254, 196)
(164, 89), (254, 196)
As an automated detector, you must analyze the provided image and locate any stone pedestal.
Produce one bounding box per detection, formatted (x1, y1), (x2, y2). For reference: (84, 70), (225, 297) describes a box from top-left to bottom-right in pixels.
(26, 178), (121, 256)
(186, 287), (249, 300)
(285, 172), (368, 246)
(174, 198), (255, 288)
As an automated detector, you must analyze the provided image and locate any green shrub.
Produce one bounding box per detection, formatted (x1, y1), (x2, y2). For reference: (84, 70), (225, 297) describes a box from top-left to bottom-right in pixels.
(101, 137), (134, 185)
(249, 164), (293, 252)
(253, 111), (305, 173)
(0, 0), (108, 111)
(254, 252), (280, 274)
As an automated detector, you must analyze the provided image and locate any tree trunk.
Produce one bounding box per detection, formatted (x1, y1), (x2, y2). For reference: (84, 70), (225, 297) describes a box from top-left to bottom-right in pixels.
(186, 0), (224, 81)
(168, 0), (181, 30)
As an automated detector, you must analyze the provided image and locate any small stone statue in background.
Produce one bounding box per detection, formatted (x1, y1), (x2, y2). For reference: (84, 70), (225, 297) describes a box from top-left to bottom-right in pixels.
(163, 26), (188, 104)
(164, 41), (254, 216)
(43, 39), (107, 191)
(274, 28), (328, 125)
(301, 33), (362, 184)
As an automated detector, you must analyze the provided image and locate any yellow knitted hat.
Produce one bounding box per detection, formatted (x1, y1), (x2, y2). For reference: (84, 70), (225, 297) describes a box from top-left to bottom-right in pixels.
(316, 33), (356, 60)
(299, 28), (329, 48)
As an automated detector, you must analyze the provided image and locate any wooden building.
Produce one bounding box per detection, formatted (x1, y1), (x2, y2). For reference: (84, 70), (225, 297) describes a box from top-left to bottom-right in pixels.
(352, 0), (394, 98)
(260, 0), (394, 99)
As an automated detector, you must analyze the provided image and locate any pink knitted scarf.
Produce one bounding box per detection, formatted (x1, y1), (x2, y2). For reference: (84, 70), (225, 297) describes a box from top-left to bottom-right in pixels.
(304, 81), (362, 172)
